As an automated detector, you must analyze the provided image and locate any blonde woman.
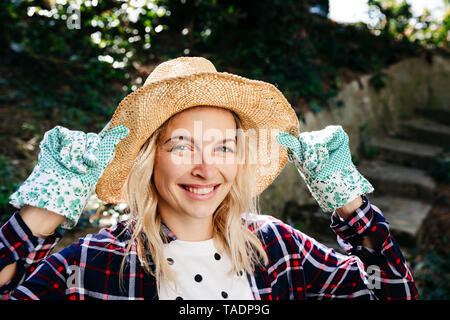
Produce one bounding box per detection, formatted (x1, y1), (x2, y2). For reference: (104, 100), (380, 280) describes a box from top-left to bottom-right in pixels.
(0, 57), (417, 300)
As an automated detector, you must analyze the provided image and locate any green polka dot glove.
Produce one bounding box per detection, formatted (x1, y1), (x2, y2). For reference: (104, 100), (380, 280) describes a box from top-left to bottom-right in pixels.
(276, 125), (374, 212)
(8, 122), (130, 229)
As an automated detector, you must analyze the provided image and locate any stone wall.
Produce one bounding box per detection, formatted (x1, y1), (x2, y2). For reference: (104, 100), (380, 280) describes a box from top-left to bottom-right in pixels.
(260, 54), (450, 218)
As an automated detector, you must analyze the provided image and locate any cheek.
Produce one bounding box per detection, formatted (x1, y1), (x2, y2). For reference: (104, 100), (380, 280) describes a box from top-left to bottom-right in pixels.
(222, 163), (238, 183)
(154, 153), (174, 189)
(154, 152), (188, 189)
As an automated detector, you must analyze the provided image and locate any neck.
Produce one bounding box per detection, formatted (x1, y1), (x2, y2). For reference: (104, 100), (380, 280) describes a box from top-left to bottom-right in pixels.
(159, 208), (214, 241)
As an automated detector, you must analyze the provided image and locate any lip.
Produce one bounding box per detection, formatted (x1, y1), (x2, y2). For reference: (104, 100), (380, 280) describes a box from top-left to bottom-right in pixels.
(181, 184), (220, 188)
(178, 184), (221, 200)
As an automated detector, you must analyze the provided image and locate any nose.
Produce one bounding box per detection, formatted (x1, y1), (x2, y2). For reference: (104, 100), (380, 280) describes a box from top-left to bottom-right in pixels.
(191, 150), (219, 180)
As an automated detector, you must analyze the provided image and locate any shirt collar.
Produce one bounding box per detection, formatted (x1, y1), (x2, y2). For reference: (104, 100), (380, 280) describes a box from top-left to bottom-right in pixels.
(160, 220), (177, 243)
(125, 218), (177, 245)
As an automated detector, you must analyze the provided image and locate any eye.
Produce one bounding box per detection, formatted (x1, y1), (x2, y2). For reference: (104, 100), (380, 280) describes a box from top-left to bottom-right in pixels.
(171, 145), (190, 152)
(217, 146), (235, 153)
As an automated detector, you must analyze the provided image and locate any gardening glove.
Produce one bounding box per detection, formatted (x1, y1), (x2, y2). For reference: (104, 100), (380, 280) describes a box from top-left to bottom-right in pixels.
(8, 121), (130, 229)
(276, 125), (374, 212)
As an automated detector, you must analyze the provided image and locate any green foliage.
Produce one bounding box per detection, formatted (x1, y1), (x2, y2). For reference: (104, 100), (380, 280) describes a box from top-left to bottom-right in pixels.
(0, 0), (434, 124)
(368, 0), (450, 50)
(369, 71), (389, 92)
(0, 0), (165, 128)
(0, 155), (21, 225)
(413, 251), (450, 299)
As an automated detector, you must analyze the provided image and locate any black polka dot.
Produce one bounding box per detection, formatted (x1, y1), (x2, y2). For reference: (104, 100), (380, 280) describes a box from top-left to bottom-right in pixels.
(237, 270), (244, 277)
(194, 274), (203, 282)
(221, 291), (228, 299)
(214, 253), (221, 260)
(175, 296), (183, 300)
(167, 258), (174, 265)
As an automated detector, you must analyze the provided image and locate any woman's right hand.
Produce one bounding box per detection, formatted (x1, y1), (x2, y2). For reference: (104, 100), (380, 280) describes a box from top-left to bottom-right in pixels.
(8, 122), (129, 229)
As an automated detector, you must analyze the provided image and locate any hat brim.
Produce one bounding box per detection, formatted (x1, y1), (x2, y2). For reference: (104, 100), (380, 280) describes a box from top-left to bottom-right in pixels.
(96, 71), (299, 203)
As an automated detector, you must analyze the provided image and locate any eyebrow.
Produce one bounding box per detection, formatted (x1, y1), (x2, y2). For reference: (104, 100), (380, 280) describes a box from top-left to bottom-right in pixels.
(163, 135), (237, 145)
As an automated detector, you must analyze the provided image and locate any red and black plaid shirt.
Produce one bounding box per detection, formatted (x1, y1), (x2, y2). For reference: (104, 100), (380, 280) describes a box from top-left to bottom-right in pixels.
(0, 194), (417, 300)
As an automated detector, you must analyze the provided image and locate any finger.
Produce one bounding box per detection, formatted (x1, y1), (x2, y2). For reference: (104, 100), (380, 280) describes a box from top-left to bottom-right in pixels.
(97, 124), (130, 169)
(303, 144), (329, 173)
(98, 121), (111, 140)
(58, 129), (88, 174)
(83, 132), (100, 168)
(40, 126), (63, 155)
(296, 130), (331, 172)
(300, 136), (320, 172)
(276, 132), (303, 162)
(299, 126), (345, 172)
(323, 126), (348, 152)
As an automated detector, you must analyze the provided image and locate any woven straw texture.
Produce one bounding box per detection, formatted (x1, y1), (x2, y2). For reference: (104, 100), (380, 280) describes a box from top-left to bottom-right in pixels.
(96, 57), (299, 203)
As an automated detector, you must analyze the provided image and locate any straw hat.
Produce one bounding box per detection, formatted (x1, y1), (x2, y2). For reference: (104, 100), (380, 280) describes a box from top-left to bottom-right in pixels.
(95, 56), (300, 203)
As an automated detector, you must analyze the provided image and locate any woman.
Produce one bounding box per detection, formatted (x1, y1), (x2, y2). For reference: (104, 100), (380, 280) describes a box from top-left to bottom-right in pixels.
(0, 57), (417, 300)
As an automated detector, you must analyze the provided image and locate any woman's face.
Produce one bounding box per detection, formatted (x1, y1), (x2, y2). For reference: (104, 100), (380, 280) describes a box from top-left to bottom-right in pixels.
(153, 106), (239, 228)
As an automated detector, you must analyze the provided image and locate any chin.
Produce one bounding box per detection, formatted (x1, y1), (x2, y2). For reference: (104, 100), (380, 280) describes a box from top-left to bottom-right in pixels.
(184, 205), (218, 220)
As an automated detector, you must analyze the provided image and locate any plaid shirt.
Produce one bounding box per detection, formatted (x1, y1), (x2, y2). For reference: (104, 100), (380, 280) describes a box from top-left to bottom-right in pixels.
(0, 194), (417, 300)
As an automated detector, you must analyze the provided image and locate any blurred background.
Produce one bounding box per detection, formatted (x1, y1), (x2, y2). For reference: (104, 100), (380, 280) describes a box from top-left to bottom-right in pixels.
(0, 0), (449, 299)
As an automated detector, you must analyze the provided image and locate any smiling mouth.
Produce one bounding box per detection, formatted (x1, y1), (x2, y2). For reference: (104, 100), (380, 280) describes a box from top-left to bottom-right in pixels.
(179, 184), (220, 195)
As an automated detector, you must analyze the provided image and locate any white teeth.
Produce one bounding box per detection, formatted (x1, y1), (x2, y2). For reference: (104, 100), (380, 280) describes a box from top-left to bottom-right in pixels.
(185, 186), (215, 194)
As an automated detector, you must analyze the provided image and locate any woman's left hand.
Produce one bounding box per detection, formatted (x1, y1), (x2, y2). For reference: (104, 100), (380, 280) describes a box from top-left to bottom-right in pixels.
(276, 125), (374, 212)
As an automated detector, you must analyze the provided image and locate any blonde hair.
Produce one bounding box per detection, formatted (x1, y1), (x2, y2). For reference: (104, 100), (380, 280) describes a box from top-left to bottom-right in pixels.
(119, 106), (268, 296)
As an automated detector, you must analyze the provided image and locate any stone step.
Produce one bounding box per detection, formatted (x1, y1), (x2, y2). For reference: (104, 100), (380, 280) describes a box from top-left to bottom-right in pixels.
(367, 136), (443, 169)
(307, 195), (432, 248)
(357, 160), (436, 201)
(414, 107), (450, 126)
(365, 195), (432, 246)
(398, 117), (450, 148)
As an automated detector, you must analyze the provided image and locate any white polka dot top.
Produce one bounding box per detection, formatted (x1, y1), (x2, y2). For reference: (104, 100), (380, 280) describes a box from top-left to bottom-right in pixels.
(158, 238), (255, 300)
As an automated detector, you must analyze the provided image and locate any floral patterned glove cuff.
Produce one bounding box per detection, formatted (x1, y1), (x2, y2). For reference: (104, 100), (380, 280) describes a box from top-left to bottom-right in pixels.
(294, 161), (374, 212)
(9, 167), (91, 229)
